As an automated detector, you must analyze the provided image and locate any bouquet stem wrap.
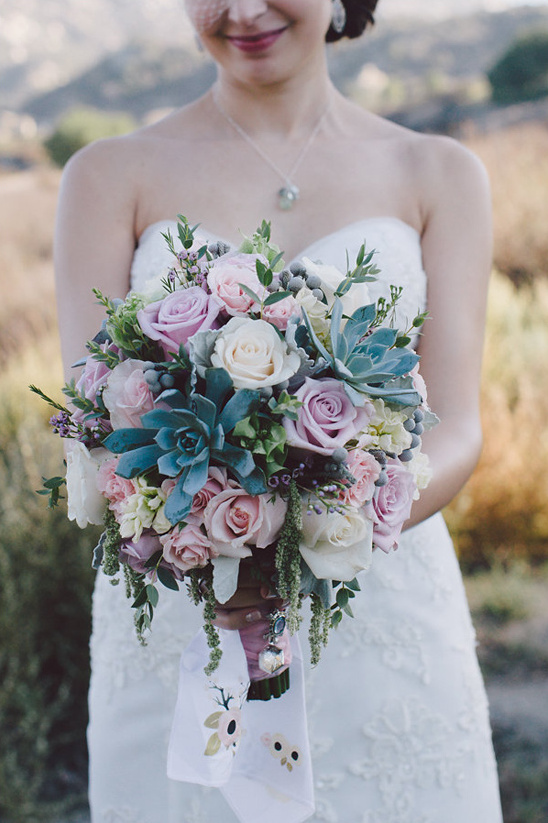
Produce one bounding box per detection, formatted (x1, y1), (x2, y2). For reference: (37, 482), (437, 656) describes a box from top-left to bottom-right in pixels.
(168, 627), (314, 823)
(239, 616), (292, 700)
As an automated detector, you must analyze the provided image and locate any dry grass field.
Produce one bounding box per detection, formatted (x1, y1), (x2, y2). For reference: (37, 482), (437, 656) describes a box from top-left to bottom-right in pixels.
(1, 120), (547, 821)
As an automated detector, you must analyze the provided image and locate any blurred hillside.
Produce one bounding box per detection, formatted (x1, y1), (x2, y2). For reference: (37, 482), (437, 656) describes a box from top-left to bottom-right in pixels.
(1, 4), (548, 135)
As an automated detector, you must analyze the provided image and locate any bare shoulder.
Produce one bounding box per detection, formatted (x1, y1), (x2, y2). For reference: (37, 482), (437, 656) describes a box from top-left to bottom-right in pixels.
(405, 132), (491, 223)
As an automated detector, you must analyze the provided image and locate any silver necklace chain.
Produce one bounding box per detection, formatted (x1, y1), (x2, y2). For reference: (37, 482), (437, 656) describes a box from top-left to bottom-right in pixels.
(212, 91), (329, 210)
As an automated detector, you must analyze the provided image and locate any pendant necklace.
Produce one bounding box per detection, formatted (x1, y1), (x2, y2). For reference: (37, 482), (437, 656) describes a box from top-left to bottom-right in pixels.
(213, 92), (329, 211)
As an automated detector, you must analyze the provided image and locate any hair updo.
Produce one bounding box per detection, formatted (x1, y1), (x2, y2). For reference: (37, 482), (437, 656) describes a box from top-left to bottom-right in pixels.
(325, 0), (379, 43)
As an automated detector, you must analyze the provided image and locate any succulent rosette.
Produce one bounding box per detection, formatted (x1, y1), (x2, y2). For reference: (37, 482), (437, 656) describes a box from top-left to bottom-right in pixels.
(34, 214), (436, 681)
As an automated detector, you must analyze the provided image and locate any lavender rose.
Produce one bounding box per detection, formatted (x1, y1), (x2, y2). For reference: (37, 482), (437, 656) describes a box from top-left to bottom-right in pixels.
(137, 286), (222, 358)
(366, 460), (416, 552)
(283, 377), (374, 455)
(119, 531), (162, 574)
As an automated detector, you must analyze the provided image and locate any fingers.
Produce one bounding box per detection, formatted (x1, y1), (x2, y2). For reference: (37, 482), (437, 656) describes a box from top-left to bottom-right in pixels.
(212, 599), (288, 631)
(212, 606), (266, 631)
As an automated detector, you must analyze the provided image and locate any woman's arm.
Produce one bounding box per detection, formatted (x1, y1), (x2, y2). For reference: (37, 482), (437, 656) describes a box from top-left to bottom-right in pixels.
(55, 137), (139, 378)
(405, 135), (492, 527)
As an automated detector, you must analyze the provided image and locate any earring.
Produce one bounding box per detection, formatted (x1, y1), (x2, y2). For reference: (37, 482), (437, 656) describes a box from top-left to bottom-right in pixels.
(331, 0), (346, 34)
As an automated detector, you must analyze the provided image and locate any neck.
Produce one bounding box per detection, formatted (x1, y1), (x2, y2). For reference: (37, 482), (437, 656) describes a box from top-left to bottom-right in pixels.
(213, 59), (336, 140)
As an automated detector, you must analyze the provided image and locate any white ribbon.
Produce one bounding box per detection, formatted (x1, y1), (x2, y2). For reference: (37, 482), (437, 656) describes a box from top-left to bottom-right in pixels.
(168, 628), (314, 823)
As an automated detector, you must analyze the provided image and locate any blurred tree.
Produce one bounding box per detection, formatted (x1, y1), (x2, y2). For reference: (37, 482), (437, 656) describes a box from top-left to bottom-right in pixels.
(44, 106), (137, 167)
(488, 30), (548, 104)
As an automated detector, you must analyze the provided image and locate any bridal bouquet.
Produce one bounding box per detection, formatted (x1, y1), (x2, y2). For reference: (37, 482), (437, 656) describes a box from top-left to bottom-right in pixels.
(34, 215), (435, 695)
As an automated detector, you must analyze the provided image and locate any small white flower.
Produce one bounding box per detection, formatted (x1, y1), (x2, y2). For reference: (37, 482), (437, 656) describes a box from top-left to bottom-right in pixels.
(117, 479), (170, 540)
(357, 398), (412, 456)
(66, 442), (110, 528)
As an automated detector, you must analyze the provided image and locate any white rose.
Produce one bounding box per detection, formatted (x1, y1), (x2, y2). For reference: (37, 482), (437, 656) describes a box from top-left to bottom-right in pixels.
(302, 257), (371, 318)
(66, 441), (110, 528)
(210, 316), (301, 389)
(300, 505), (373, 581)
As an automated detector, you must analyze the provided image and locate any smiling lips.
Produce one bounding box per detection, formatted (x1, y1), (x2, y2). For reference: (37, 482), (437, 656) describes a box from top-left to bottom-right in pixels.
(227, 26), (287, 53)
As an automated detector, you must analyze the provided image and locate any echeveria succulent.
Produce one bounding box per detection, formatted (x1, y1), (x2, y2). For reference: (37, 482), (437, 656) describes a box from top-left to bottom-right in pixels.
(104, 368), (267, 523)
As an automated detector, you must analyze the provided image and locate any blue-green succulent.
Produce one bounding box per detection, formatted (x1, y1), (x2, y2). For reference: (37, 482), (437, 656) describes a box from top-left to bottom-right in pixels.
(104, 368), (267, 524)
(302, 297), (422, 407)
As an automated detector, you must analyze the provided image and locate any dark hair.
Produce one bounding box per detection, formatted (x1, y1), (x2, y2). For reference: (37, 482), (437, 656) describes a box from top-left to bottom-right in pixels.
(325, 0), (379, 43)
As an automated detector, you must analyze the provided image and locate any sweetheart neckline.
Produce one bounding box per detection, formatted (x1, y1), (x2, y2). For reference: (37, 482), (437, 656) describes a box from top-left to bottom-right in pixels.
(136, 215), (422, 262)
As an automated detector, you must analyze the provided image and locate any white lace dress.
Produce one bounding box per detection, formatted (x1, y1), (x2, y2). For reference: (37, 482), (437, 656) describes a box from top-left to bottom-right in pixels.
(87, 217), (503, 823)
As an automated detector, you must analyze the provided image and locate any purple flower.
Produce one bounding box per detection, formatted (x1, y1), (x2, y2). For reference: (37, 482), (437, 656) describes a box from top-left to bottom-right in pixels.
(283, 377), (373, 456)
(137, 287), (222, 359)
(119, 531), (162, 574)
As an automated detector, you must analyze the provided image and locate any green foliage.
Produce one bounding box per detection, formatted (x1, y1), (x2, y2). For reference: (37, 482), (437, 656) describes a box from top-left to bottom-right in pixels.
(0, 410), (96, 821)
(488, 31), (548, 104)
(44, 106), (137, 167)
(275, 480), (304, 634)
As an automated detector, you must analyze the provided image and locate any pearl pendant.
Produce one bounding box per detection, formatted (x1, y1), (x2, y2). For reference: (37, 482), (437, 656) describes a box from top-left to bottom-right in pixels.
(278, 185), (300, 211)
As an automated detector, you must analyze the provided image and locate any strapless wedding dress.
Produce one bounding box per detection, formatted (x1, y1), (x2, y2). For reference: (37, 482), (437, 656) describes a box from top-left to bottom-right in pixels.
(87, 218), (503, 823)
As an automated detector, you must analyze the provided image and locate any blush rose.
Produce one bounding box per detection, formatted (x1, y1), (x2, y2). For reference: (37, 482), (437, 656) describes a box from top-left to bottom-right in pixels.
(366, 460), (416, 552)
(207, 253), (268, 316)
(203, 487), (287, 558)
(102, 359), (155, 430)
(340, 449), (381, 507)
(160, 516), (217, 573)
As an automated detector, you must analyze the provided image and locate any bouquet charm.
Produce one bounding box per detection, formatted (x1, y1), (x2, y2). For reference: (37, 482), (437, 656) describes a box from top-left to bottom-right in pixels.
(242, 608), (291, 701)
(33, 214), (437, 727)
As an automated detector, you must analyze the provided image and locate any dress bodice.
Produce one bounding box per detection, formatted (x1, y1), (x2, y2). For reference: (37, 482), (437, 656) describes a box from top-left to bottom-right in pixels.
(130, 216), (427, 330)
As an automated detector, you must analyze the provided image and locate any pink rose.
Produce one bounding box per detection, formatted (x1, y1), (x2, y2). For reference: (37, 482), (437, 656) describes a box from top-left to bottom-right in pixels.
(283, 377), (374, 455)
(190, 467), (228, 515)
(96, 456), (137, 515)
(160, 516), (217, 572)
(102, 360), (155, 429)
(204, 487), (287, 558)
(207, 253), (268, 316)
(366, 460), (416, 553)
(137, 286), (221, 357)
(340, 449), (381, 507)
(262, 295), (301, 331)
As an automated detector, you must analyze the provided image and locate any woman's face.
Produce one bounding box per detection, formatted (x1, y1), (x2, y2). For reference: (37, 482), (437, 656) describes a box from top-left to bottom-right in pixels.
(186, 0), (333, 86)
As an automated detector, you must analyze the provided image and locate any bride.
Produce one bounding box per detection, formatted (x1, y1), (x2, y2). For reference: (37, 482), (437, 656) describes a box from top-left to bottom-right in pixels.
(54, 1), (503, 821)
